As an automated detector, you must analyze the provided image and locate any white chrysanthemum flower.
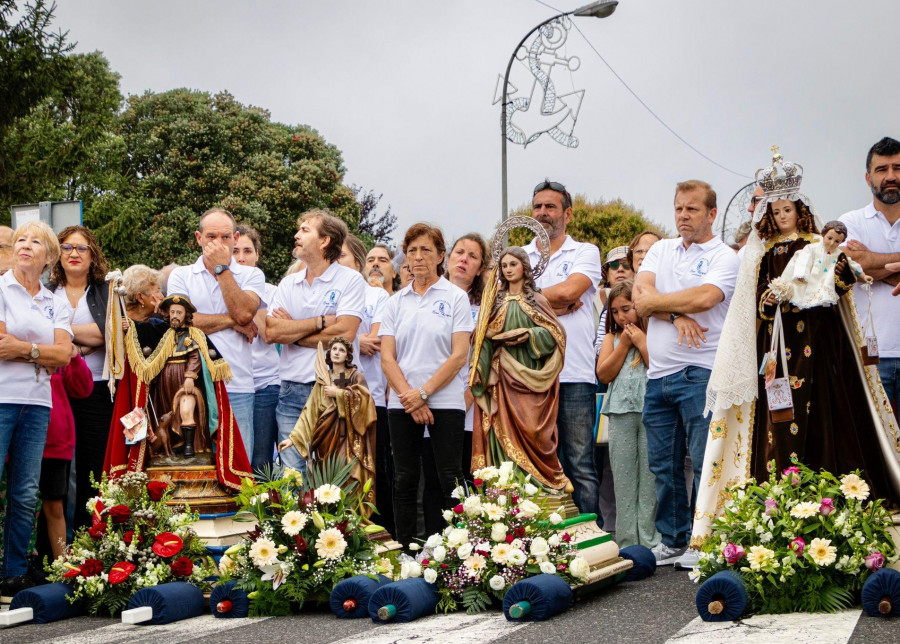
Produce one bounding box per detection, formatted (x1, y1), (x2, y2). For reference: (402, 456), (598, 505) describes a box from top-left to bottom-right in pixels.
(491, 543), (511, 564)
(549, 512), (563, 525)
(481, 503), (505, 521)
(314, 484), (342, 504)
(249, 537), (280, 568)
(809, 538), (837, 566)
(507, 548), (527, 566)
(489, 575), (506, 591)
(464, 495), (483, 517)
(463, 554), (487, 577)
(281, 511), (308, 536)
(840, 474), (870, 501)
(457, 543), (473, 559)
(530, 537), (550, 557)
(539, 561), (556, 574)
(569, 557), (590, 580)
(423, 567), (438, 584)
(315, 527), (347, 560)
(789, 501), (820, 519)
(517, 499), (540, 518)
(490, 523), (508, 542)
(747, 545), (775, 571)
(447, 528), (469, 548)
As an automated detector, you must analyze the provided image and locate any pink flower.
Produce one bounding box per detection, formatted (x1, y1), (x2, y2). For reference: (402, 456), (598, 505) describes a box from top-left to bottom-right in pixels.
(790, 537), (806, 555)
(783, 466), (801, 485)
(722, 542), (746, 565)
(819, 498), (835, 516)
(764, 498), (777, 516)
(865, 552), (886, 571)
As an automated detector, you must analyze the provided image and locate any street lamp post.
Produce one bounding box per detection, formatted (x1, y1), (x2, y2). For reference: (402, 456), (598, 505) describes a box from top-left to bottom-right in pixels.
(500, 0), (617, 221)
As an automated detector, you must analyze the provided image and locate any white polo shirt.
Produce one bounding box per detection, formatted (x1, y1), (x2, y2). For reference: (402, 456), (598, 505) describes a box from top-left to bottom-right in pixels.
(840, 202), (900, 358)
(0, 270), (73, 407)
(379, 277), (474, 411)
(524, 235), (603, 384)
(167, 256), (266, 394)
(639, 236), (740, 379)
(358, 284), (390, 406)
(270, 262), (366, 384)
(251, 283), (280, 391)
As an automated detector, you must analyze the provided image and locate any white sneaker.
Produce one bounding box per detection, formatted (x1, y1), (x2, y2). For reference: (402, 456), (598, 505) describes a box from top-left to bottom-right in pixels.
(651, 542), (686, 566)
(673, 548), (701, 570)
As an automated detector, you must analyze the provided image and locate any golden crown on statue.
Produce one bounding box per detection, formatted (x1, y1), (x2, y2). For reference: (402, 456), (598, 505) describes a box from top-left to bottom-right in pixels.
(756, 145), (804, 199)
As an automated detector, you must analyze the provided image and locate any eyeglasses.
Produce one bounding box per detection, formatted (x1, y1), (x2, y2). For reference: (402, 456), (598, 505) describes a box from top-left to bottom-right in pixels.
(61, 243), (90, 254)
(606, 261), (631, 270)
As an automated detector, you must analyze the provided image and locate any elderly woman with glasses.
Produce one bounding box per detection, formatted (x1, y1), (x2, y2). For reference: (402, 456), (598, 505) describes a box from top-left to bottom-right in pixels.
(0, 221), (72, 600)
(48, 225), (114, 533)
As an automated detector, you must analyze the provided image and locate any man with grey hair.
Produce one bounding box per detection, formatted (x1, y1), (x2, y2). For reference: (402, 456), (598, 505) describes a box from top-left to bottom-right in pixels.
(0, 226), (13, 271)
(166, 208), (265, 457)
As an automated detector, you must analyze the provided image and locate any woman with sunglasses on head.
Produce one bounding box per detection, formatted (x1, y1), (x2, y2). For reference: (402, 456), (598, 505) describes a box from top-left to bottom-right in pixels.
(48, 225), (113, 533)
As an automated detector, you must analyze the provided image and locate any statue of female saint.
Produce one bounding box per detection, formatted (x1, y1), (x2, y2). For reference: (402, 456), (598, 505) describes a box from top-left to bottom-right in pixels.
(470, 246), (572, 492)
(278, 337), (377, 511)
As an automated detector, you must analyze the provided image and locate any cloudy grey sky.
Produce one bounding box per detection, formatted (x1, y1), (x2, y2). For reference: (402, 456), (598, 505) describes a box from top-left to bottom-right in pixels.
(54, 0), (898, 246)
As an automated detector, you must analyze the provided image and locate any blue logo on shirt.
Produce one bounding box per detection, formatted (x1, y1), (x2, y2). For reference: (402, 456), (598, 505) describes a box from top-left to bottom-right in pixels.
(364, 304), (375, 320)
(433, 300), (452, 318)
(323, 289), (341, 308)
(556, 261), (572, 278)
(691, 258), (710, 277)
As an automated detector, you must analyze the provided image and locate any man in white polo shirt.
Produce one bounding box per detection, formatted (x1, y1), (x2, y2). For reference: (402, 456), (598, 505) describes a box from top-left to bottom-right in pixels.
(266, 209), (366, 472)
(633, 180), (740, 567)
(840, 136), (900, 421)
(524, 179), (603, 522)
(167, 208), (265, 460)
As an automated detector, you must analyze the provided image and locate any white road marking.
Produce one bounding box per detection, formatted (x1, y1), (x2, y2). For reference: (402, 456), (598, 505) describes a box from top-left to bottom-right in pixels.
(28, 613), (270, 644)
(330, 612), (530, 644)
(666, 609), (862, 644)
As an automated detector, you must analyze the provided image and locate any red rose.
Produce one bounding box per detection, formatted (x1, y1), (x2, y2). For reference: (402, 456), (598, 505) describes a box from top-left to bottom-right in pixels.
(473, 478), (483, 487)
(146, 481), (169, 502)
(123, 530), (143, 546)
(169, 556), (194, 577)
(453, 504), (464, 514)
(88, 522), (108, 541)
(440, 563), (448, 569)
(108, 504), (131, 525)
(152, 532), (183, 558)
(109, 561), (136, 584)
(561, 533), (571, 543)
(505, 534), (514, 544)
(514, 527), (525, 538)
(80, 558), (103, 578)
(421, 559), (430, 566)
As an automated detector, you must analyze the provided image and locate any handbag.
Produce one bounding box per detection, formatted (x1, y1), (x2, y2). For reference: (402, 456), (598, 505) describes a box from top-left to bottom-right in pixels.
(765, 308), (794, 424)
(594, 392), (609, 445)
(860, 284), (880, 366)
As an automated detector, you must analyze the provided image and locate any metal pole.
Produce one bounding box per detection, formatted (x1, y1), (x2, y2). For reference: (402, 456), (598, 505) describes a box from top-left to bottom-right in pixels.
(501, 13), (567, 222)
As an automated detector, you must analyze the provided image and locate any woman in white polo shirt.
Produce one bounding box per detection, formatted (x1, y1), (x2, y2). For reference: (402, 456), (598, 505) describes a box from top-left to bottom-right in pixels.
(0, 221), (72, 600)
(380, 223), (474, 550)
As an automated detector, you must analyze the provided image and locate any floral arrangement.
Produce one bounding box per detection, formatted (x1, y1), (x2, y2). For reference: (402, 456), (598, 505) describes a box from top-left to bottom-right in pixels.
(216, 458), (391, 616)
(694, 461), (898, 614)
(407, 462), (589, 614)
(46, 472), (215, 616)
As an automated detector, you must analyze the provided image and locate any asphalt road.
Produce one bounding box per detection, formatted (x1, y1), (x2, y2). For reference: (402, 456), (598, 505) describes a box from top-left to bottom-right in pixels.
(2, 568), (896, 644)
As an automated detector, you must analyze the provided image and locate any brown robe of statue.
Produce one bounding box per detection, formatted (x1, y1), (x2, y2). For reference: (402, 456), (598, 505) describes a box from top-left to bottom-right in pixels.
(150, 330), (209, 456)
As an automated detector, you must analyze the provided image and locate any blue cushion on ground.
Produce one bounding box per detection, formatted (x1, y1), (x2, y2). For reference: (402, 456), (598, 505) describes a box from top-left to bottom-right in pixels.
(330, 575), (391, 618)
(619, 545), (657, 581)
(9, 583), (83, 623)
(861, 568), (900, 618)
(368, 578), (439, 623)
(210, 580), (251, 618)
(502, 574), (572, 622)
(126, 581), (206, 625)
(696, 570), (747, 622)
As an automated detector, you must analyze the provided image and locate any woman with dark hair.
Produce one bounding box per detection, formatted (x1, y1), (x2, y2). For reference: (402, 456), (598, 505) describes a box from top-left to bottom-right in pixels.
(470, 247), (570, 491)
(379, 223), (473, 550)
(48, 225), (113, 533)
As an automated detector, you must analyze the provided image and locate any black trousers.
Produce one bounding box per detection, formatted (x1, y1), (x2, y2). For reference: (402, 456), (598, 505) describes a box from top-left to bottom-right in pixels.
(389, 408), (464, 548)
(374, 406), (395, 537)
(70, 381), (114, 533)
(422, 430), (472, 537)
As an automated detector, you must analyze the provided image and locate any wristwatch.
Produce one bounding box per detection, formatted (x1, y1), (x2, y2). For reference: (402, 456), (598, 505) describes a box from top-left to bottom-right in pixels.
(30, 343), (40, 361)
(418, 387), (428, 401)
(669, 313), (682, 323)
(214, 264), (230, 276)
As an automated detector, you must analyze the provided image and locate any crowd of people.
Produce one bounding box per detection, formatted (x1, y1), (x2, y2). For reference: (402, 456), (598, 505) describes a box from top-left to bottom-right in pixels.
(1, 136), (899, 600)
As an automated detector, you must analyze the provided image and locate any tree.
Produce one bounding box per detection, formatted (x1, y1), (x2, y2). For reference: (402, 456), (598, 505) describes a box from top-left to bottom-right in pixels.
(506, 194), (668, 255)
(86, 89), (360, 280)
(352, 185), (396, 246)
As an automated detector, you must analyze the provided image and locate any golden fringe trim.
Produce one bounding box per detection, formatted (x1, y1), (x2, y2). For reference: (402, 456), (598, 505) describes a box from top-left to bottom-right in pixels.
(125, 326), (232, 384)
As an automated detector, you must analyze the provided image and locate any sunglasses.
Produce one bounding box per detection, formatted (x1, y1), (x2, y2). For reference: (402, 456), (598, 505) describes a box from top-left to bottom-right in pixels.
(61, 243), (90, 254)
(606, 261), (630, 270)
(533, 180), (572, 203)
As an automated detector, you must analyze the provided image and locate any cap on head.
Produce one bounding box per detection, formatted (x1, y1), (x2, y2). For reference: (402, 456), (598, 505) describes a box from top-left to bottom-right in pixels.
(603, 245), (630, 266)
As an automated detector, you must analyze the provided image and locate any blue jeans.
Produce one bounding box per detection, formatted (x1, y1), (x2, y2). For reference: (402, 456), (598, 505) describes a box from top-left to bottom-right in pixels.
(557, 383), (601, 520)
(252, 384), (281, 473)
(643, 366), (711, 548)
(275, 380), (314, 473)
(877, 358), (900, 422)
(0, 404), (51, 577)
(229, 392), (255, 462)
